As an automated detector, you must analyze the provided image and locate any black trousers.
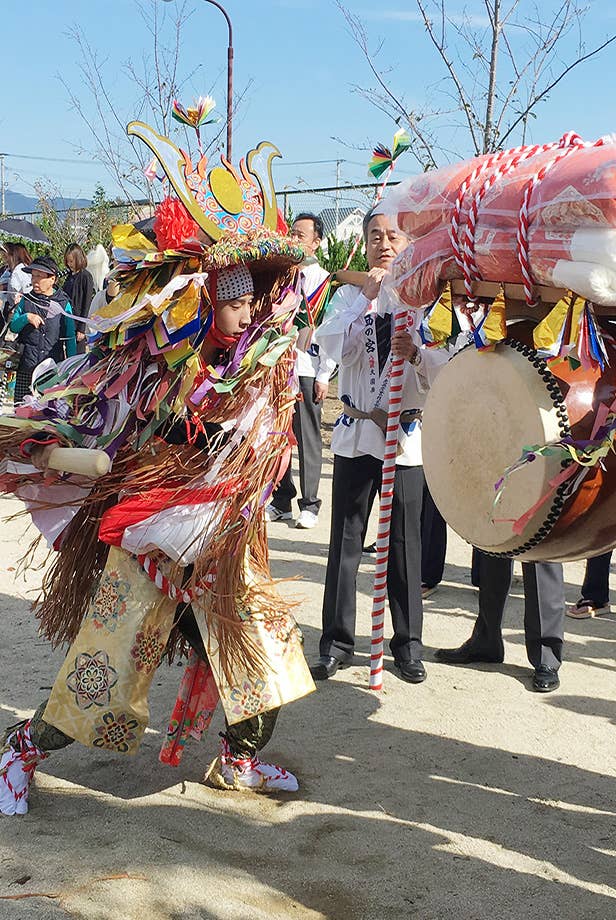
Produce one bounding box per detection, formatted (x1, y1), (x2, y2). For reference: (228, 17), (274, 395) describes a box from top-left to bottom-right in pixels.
(580, 552), (612, 605)
(273, 375), (323, 515)
(421, 482), (447, 588)
(320, 454), (424, 662)
(473, 550), (565, 670)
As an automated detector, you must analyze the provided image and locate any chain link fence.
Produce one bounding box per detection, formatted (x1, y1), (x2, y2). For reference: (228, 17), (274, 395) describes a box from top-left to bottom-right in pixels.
(5, 181), (401, 244)
(3, 203), (155, 248)
(280, 182), (400, 239)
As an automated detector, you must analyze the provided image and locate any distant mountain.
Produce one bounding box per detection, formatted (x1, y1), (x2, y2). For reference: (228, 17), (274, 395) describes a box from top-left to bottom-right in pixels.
(4, 189), (92, 215)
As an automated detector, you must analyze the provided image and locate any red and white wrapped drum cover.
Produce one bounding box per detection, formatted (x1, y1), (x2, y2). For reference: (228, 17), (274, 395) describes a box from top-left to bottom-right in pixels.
(382, 137), (616, 307)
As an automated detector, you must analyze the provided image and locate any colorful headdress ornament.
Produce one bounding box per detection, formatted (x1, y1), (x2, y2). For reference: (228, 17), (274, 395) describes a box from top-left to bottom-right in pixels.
(128, 116), (281, 242)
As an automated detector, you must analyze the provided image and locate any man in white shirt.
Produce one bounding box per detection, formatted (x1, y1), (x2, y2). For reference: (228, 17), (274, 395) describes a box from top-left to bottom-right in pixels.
(310, 209), (448, 683)
(266, 214), (336, 529)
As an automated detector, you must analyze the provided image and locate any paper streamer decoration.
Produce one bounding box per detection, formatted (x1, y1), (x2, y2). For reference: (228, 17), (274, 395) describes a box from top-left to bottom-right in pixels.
(533, 294), (579, 359)
(493, 392), (616, 535)
(532, 294), (609, 370)
(368, 305), (409, 691)
(304, 274), (333, 327)
(419, 285), (456, 346)
(473, 291), (507, 350)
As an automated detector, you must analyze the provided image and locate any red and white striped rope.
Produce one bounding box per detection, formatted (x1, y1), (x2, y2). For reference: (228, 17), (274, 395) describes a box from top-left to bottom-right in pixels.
(369, 305), (409, 691)
(449, 140), (548, 270)
(450, 132), (598, 303)
(516, 132), (603, 304)
(451, 149), (510, 271)
(461, 144), (554, 298)
(137, 553), (215, 603)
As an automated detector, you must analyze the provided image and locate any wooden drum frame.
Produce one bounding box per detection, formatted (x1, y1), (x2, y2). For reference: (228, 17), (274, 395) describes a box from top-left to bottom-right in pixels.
(421, 325), (616, 562)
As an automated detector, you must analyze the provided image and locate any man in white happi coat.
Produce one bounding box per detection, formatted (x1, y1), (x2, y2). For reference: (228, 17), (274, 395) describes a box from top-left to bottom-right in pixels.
(310, 209), (448, 683)
(266, 214), (336, 529)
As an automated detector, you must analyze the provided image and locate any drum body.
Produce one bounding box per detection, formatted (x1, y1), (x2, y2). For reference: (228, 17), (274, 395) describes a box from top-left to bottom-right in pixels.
(422, 334), (616, 562)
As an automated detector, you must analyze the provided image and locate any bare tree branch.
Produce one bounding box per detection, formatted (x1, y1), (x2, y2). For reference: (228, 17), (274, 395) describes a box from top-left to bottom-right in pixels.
(483, 0), (501, 152)
(59, 0), (237, 207)
(338, 0), (615, 165)
(415, 0), (482, 154)
(336, 1), (439, 169)
(498, 30), (616, 148)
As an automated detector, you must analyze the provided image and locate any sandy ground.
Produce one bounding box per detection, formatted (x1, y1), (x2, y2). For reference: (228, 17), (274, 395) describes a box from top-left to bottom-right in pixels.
(0, 407), (615, 919)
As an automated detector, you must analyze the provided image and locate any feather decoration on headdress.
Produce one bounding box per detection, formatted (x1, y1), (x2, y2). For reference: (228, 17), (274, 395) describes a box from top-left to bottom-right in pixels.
(343, 129), (412, 270)
(172, 96), (221, 156)
(368, 129), (412, 178)
(172, 96), (219, 129)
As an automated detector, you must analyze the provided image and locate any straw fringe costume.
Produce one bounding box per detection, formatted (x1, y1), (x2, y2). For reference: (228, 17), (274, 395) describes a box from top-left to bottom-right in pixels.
(0, 119), (315, 813)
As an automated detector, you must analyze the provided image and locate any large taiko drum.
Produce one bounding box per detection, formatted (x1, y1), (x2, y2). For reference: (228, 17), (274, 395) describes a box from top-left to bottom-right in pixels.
(421, 330), (616, 562)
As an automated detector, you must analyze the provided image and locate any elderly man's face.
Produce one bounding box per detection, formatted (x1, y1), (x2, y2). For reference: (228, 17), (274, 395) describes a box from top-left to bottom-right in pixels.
(365, 214), (407, 270)
(31, 269), (56, 296)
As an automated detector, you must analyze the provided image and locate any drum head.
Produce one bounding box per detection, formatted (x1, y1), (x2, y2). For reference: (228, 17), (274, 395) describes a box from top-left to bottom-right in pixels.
(422, 340), (569, 555)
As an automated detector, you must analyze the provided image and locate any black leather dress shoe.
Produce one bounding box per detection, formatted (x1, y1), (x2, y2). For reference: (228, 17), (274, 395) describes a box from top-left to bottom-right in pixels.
(395, 659), (427, 683)
(309, 655), (352, 680)
(532, 665), (560, 692)
(434, 638), (504, 665)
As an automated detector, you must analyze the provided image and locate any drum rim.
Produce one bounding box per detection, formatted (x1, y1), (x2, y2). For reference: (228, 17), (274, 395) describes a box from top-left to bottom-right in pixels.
(482, 337), (572, 557)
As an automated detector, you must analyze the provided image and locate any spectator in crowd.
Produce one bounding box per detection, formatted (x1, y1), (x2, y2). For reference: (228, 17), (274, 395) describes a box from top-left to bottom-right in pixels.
(436, 550), (566, 692)
(4, 242), (32, 307)
(10, 256), (76, 404)
(420, 483), (447, 598)
(89, 273), (121, 316)
(309, 208), (448, 684)
(62, 243), (94, 354)
(567, 551), (612, 618)
(0, 250), (10, 329)
(86, 243), (110, 292)
(266, 213), (336, 529)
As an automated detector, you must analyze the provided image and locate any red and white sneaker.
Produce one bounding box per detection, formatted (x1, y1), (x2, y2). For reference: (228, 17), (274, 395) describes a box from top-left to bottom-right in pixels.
(0, 722), (48, 816)
(204, 737), (299, 793)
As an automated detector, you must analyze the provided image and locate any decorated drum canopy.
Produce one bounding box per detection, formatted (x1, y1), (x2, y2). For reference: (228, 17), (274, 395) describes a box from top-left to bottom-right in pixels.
(421, 336), (616, 562)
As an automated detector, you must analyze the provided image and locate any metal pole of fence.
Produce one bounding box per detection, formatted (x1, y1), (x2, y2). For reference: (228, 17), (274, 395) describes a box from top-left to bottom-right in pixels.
(0, 155), (5, 216)
(334, 160), (341, 233)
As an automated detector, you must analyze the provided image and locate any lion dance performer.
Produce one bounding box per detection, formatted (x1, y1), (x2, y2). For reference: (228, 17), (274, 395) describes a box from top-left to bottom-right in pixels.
(0, 113), (315, 815)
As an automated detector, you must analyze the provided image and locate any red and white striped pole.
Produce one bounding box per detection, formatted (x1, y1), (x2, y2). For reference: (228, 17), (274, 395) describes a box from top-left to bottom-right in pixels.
(368, 303), (409, 690)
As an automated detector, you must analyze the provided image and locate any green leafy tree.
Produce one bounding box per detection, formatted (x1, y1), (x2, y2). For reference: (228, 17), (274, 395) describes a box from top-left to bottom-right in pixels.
(317, 234), (368, 273)
(35, 187), (81, 270)
(86, 184), (114, 250)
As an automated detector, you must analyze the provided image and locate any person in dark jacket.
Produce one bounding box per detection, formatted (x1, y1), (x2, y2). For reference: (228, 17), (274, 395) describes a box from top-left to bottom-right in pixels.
(9, 256), (76, 404)
(62, 244), (94, 354)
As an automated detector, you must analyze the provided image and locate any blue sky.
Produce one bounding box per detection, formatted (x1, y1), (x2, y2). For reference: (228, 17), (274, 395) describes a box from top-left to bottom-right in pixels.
(1, 0), (615, 202)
